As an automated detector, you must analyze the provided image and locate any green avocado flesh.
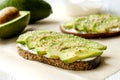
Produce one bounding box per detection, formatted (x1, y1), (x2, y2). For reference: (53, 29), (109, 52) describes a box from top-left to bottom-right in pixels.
(0, 11), (30, 38)
(62, 14), (120, 33)
(17, 30), (107, 64)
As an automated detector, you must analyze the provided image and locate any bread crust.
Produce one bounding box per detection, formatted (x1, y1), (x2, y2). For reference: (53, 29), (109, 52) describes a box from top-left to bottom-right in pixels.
(17, 46), (101, 71)
(60, 26), (120, 38)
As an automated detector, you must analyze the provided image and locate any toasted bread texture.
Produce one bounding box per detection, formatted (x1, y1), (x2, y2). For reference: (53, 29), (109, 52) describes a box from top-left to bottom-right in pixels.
(17, 46), (101, 71)
(60, 25), (120, 38)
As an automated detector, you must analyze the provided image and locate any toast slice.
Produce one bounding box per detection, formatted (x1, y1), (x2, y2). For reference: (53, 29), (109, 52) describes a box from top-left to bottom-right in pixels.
(60, 14), (120, 38)
(60, 26), (120, 38)
(16, 30), (106, 70)
(17, 45), (101, 70)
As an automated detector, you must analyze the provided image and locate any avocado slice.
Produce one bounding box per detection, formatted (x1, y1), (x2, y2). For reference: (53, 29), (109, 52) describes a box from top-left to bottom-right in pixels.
(35, 47), (46, 56)
(58, 48), (80, 64)
(86, 41), (107, 50)
(46, 46), (60, 59)
(26, 36), (39, 49)
(74, 17), (87, 32)
(17, 30), (49, 44)
(58, 47), (103, 64)
(0, 0), (52, 23)
(0, 11), (30, 38)
(59, 35), (107, 50)
(62, 20), (75, 29)
(75, 47), (103, 59)
(16, 31), (34, 44)
(25, 31), (60, 49)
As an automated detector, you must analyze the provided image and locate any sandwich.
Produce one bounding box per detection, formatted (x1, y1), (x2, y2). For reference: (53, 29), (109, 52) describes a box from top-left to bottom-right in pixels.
(60, 14), (120, 38)
(16, 30), (107, 70)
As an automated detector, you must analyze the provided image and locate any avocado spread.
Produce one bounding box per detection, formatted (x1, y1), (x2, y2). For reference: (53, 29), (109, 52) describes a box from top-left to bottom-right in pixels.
(17, 30), (107, 64)
(62, 14), (120, 33)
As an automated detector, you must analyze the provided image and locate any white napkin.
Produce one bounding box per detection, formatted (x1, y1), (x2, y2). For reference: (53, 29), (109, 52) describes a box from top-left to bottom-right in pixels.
(50, 0), (120, 17)
(0, 69), (15, 80)
(100, 0), (120, 16)
(105, 70), (120, 80)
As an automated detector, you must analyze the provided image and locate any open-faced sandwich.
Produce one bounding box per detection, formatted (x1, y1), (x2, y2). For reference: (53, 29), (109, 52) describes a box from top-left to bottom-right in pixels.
(16, 30), (107, 70)
(60, 14), (120, 38)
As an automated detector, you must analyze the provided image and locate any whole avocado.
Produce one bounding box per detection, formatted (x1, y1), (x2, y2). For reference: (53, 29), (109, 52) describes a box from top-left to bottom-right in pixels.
(0, 0), (52, 23)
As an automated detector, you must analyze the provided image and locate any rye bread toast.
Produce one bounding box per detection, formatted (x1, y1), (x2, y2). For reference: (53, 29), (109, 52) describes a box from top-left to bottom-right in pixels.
(60, 25), (120, 38)
(60, 14), (120, 38)
(17, 46), (101, 70)
(16, 30), (106, 70)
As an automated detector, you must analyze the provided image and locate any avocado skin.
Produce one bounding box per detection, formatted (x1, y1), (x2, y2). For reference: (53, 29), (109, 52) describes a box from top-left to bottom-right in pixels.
(0, 0), (52, 23)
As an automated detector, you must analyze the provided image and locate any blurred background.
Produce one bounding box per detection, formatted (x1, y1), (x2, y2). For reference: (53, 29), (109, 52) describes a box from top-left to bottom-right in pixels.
(45, 0), (120, 17)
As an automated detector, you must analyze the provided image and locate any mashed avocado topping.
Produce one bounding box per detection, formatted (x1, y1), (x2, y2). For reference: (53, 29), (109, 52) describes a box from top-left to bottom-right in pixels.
(63, 14), (120, 33)
(17, 30), (107, 64)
